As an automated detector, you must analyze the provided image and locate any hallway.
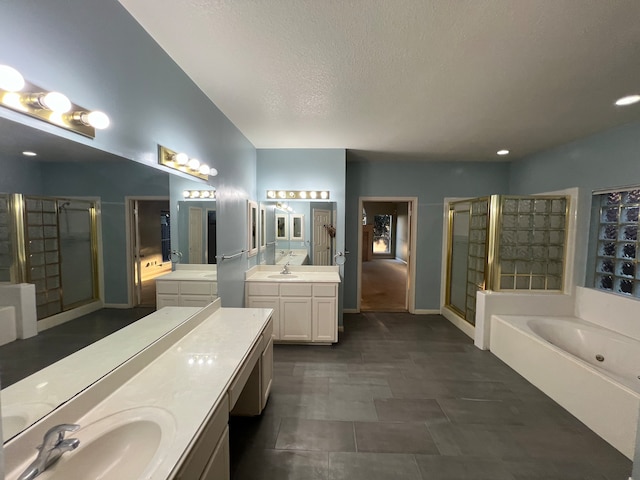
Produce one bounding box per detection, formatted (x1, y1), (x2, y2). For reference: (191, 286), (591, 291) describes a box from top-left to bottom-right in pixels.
(361, 259), (408, 311)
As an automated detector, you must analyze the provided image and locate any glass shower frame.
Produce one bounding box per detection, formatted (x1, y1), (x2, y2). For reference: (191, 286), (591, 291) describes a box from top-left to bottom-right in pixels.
(10, 194), (100, 320)
(446, 194), (569, 325)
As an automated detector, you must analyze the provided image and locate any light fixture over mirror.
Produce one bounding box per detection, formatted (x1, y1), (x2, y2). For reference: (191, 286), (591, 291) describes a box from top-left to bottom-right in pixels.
(158, 145), (217, 181)
(266, 190), (330, 200)
(0, 64), (110, 138)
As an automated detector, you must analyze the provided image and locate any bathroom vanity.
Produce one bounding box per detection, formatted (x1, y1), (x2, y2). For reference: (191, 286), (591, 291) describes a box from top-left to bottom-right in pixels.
(245, 265), (340, 344)
(155, 264), (218, 308)
(4, 300), (273, 480)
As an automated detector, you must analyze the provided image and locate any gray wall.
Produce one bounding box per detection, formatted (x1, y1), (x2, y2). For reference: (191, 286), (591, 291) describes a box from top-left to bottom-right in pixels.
(345, 157), (511, 311)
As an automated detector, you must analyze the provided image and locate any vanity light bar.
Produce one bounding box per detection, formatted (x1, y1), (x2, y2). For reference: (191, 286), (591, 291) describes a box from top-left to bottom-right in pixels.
(183, 190), (216, 199)
(0, 64), (110, 138)
(266, 190), (329, 200)
(159, 145), (217, 181)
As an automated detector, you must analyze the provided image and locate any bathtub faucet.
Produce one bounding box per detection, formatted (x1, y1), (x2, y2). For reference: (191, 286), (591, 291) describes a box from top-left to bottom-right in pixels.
(18, 424), (81, 480)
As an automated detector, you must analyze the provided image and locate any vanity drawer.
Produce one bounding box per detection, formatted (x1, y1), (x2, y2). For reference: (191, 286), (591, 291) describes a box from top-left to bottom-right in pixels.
(156, 280), (179, 294)
(181, 281), (213, 295)
(180, 295), (214, 307)
(280, 283), (312, 297)
(313, 284), (337, 297)
(247, 282), (279, 296)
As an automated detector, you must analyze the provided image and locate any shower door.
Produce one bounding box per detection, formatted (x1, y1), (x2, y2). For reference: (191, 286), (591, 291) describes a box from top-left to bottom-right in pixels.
(23, 196), (98, 320)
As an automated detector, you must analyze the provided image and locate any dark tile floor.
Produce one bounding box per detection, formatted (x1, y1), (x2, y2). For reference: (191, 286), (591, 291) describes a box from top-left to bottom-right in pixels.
(0, 307), (153, 388)
(229, 311), (633, 480)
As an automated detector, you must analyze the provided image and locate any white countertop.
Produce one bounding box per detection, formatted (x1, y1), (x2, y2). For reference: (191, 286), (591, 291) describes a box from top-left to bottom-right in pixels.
(155, 270), (218, 282)
(5, 301), (272, 480)
(245, 265), (341, 283)
(1, 307), (202, 441)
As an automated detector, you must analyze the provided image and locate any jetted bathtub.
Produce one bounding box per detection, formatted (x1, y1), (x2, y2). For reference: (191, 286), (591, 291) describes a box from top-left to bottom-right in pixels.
(490, 314), (640, 459)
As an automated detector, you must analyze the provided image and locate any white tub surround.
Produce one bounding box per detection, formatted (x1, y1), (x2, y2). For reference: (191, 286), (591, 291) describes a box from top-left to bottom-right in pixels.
(490, 314), (640, 459)
(574, 286), (640, 341)
(0, 283), (37, 339)
(5, 299), (274, 480)
(156, 264), (217, 308)
(245, 265), (340, 344)
(0, 306), (16, 346)
(474, 290), (574, 350)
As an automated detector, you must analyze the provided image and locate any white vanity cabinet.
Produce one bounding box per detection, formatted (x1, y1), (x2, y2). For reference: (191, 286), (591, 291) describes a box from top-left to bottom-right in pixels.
(245, 278), (338, 344)
(155, 265), (217, 308)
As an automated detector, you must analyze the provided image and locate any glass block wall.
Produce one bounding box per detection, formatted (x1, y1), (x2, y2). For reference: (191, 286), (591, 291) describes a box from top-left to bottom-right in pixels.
(593, 189), (639, 298)
(0, 194), (12, 282)
(497, 196), (567, 291)
(465, 198), (489, 323)
(24, 196), (63, 319)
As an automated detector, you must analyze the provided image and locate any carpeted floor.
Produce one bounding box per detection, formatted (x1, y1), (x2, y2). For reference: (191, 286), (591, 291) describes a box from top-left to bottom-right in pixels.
(361, 258), (407, 311)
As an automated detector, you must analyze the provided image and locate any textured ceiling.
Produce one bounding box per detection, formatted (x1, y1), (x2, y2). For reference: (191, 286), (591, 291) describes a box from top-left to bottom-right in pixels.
(118, 0), (640, 161)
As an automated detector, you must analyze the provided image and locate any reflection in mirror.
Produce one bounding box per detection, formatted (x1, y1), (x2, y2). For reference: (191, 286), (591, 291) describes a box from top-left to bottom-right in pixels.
(0, 117), (193, 444)
(259, 201), (336, 266)
(447, 202), (470, 315)
(177, 200), (217, 264)
(248, 200), (258, 257)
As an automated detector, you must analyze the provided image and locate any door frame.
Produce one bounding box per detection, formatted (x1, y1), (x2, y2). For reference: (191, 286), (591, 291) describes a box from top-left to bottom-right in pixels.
(357, 196), (418, 313)
(125, 196), (170, 308)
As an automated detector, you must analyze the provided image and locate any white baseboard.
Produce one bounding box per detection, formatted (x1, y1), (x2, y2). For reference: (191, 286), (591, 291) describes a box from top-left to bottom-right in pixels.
(343, 308), (359, 313)
(414, 309), (440, 314)
(37, 301), (103, 332)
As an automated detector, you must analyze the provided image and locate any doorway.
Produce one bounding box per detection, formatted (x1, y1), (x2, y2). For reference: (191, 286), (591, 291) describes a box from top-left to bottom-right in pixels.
(127, 197), (171, 307)
(358, 197), (418, 313)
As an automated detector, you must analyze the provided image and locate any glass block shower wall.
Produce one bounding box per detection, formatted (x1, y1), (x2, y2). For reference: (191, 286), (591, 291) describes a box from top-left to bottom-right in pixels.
(0, 194), (12, 282)
(496, 196), (567, 291)
(465, 198), (490, 323)
(24, 196), (64, 319)
(593, 189), (639, 298)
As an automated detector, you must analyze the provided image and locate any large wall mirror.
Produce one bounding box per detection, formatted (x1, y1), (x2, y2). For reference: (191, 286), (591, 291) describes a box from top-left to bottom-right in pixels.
(259, 200), (336, 266)
(0, 116), (221, 443)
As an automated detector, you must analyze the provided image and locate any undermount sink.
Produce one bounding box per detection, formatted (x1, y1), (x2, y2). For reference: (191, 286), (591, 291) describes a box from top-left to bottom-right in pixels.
(267, 274), (299, 279)
(11, 407), (176, 480)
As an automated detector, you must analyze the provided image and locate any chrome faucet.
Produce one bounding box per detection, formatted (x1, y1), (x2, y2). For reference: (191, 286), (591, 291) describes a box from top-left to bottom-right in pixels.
(18, 424), (81, 480)
(281, 262), (291, 274)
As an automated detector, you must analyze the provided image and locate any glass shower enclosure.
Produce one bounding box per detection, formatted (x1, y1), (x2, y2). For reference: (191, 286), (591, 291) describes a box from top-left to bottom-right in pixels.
(446, 194), (569, 325)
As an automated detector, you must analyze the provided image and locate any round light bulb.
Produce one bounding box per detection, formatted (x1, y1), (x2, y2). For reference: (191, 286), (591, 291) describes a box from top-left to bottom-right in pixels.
(0, 65), (25, 92)
(174, 152), (189, 165)
(188, 158), (200, 171)
(615, 94), (640, 106)
(320, 191), (328, 199)
(199, 164), (210, 175)
(208, 167), (218, 177)
(86, 111), (110, 129)
(278, 191), (286, 199)
(267, 191), (276, 198)
(42, 92), (71, 113)
(299, 191), (307, 199)
(309, 191), (317, 199)
(201, 191), (210, 198)
(497, 149), (510, 156)
(183, 190), (190, 198)
(191, 191), (201, 198)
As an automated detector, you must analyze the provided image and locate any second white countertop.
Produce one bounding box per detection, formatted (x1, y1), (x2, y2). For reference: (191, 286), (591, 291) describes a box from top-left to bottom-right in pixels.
(245, 265), (340, 283)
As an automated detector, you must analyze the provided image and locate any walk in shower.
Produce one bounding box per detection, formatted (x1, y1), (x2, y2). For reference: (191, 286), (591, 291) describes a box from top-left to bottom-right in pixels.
(446, 194), (569, 324)
(0, 194), (99, 320)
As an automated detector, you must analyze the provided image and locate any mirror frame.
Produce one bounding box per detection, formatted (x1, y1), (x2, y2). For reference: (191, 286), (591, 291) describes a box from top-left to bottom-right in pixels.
(247, 200), (258, 257)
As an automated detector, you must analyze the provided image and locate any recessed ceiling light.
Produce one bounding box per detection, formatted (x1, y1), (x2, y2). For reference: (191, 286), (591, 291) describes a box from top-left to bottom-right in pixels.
(615, 94), (640, 106)
(22, 151), (37, 156)
(497, 149), (510, 156)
